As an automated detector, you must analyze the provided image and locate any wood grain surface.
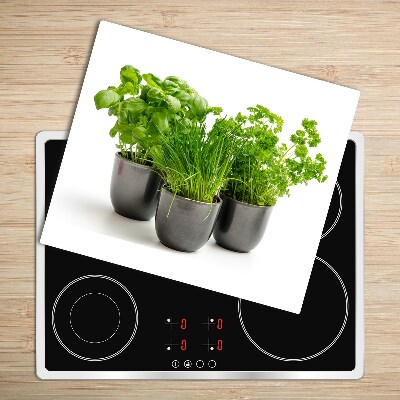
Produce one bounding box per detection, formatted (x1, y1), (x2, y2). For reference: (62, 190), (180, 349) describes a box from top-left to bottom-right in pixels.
(1, 0), (399, 398)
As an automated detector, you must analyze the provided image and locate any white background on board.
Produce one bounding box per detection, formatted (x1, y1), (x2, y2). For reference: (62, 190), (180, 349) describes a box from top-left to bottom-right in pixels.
(41, 21), (359, 314)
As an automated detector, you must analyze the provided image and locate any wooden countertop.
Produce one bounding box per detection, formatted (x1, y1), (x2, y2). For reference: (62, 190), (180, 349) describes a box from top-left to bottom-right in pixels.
(1, 0), (399, 398)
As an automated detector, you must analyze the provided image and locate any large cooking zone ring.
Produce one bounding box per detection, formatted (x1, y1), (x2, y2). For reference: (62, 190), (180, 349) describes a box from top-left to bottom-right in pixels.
(321, 182), (342, 239)
(52, 275), (138, 361)
(238, 257), (349, 362)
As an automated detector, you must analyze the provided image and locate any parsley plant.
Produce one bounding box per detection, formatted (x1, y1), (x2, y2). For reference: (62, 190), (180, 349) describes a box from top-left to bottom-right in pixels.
(223, 105), (328, 206)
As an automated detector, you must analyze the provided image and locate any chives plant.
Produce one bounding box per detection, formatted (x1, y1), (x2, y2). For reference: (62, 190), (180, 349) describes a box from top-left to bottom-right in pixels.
(151, 120), (239, 204)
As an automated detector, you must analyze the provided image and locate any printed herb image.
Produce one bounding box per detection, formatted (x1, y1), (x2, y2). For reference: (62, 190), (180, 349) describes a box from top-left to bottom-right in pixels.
(213, 104), (328, 252)
(94, 66), (327, 252)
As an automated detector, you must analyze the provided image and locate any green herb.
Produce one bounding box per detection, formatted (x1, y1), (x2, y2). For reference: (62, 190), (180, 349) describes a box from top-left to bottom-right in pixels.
(224, 105), (328, 206)
(151, 120), (240, 204)
(94, 66), (221, 165)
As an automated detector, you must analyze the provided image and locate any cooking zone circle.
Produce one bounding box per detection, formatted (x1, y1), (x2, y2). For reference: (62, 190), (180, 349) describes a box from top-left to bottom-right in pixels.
(238, 257), (349, 361)
(52, 275), (138, 361)
(321, 182), (342, 239)
(69, 292), (121, 343)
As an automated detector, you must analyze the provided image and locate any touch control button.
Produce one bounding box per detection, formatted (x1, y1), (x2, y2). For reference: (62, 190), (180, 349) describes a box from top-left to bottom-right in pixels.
(183, 360), (192, 369)
(171, 360), (179, 369)
(195, 360), (204, 369)
(208, 359), (216, 369)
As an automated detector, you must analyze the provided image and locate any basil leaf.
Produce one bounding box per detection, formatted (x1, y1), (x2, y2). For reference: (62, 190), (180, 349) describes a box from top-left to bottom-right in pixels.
(140, 85), (151, 100)
(131, 126), (147, 142)
(108, 102), (119, 116)
(187, 93), (208, 120)
(162, 79), (179, 94)
(164, 95), (181, 112)
(180, 117), (191, 128)
(118, 81), (138, 96)
(107, 85), (123, 99)
(120, 65), (142, 86)
(174, 90), (190, 106)
(109, 122), (118, 138)
(118, 109), (128, 124)
(118, 123), (134, 145)
(149, 108), (169, 134)
(165, 76), (191, 91)
(146, 87), (165, 105)
(143, 73), (162, 88)
(175, 117), (191, 133)
(94, 89), (120, 109)
(145, 105), (155, 117)
(120, 97), (147, 115)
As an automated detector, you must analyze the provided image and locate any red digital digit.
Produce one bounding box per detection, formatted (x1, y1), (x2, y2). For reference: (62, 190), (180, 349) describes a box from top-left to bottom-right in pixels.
(217, 339), (223, 351)
(217, 318), (223, 330)
(180, 317), (187, 330)
(180, 339), (187, 351)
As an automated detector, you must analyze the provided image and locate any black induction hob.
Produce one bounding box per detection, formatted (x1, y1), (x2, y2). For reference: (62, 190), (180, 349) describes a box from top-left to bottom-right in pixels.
(36, 131), (364, 379)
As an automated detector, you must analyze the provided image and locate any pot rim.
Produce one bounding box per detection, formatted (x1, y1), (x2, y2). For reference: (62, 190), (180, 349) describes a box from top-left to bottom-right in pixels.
(220, 193), (274, 209)
(115, 152), (153, 171)
(161, 187), (222, 206)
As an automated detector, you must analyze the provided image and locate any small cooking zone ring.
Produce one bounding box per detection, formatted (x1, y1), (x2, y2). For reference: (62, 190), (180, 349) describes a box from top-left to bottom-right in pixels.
(69, 292), (121, 344)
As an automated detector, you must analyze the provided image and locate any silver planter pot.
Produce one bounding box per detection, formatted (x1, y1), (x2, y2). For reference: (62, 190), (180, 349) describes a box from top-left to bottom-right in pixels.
(155, 189), (222, 252)
(213, 194), (274, 253)
(110, 153), (162, 221)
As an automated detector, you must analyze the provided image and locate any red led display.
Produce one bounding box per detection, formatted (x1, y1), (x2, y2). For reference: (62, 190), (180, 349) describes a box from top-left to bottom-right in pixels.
(180, 318), (187, 330)
(165, 316), (225, 353)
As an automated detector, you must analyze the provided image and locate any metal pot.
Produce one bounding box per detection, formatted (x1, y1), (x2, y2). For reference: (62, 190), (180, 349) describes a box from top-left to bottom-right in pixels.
(213, 194), (273, 253)
(155, 189), (222, 252)
(110, 153), (162, 221)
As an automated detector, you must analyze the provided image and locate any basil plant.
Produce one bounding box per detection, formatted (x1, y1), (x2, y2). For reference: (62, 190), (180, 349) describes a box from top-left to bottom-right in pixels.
(94, 65), (221, 164)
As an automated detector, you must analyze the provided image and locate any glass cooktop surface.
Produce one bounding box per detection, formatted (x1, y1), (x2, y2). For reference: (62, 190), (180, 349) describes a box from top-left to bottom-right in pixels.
(36, 131), (364, 379)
